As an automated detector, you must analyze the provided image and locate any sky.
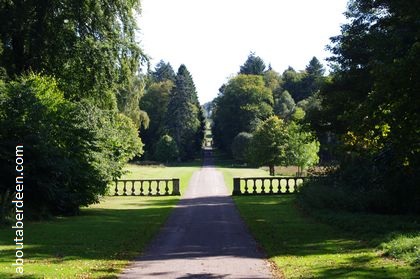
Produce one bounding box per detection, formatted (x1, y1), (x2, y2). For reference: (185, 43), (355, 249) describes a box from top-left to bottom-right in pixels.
(137, 0), (349, 104)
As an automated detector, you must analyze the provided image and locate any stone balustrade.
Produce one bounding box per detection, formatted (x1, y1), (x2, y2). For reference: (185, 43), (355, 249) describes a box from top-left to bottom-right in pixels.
(232, 176), (307, 195)
(113, 179), (180, 196)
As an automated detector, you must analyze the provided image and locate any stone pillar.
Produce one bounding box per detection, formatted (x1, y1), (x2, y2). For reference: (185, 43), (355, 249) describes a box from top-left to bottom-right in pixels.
(172, 179), (181, 196)
(232, 178), (241, 195)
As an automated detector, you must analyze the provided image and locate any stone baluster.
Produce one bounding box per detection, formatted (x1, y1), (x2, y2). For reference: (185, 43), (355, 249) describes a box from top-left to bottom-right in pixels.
(131, 181), (136, 196)
(164, 180), (169, 195)
(156, 181), (160, 195)
(286, 179), (290, 193)
(140, 181), (144, 196)
(269, 178), (273, 194)
(261, 179), (266, 194)
(114, 181), (119, 196)
(148, 181), (152, 196)
(123, 181), (127, 196)
(252, 179), (257, 194)
(277, 178), (283, 194)
(293, 178), (297, 193)
(244, 179), (249, 194)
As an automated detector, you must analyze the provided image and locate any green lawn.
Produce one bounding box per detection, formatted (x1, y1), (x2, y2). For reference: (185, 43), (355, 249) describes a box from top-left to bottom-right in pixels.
(0, 163), (199, 278)
(218, 164), (419, 278)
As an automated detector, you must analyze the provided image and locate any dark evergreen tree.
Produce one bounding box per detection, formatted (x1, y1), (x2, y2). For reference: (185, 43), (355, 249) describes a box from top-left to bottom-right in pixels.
(239, 52), (266, 75)
(152, 60), (176, 82)
(165, 65), (203, 160)
(298, 56), (326, 101)
(306, 57), (325, 77)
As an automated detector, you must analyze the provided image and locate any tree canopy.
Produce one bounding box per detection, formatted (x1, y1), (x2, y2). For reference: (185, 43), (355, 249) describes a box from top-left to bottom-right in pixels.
(0, 0), (147, 112)
(212, 74), (273, 151)
(248, 116), (289, 175)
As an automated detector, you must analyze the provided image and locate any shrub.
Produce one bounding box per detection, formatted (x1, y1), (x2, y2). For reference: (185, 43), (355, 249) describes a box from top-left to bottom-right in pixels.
(231, 132), (253, 162)
(0, 74), (143, 219)
(381, 234), (420, 266)
(155, 134), (179, 163)
(298, 154), (420, 214)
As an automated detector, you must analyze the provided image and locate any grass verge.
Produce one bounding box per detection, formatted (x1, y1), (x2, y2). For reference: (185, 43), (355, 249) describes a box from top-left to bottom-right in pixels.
(0, 162), (199, 278)
(218, 164), (419, 278)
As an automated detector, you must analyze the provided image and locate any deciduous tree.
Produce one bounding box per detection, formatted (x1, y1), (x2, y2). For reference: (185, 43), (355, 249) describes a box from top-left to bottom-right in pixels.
(140, 80), (174, 158)
(212, 75), (273, 151)
(0, 0), (147, 110)
(249, 116), (289, 176)
(0, 74), (143, 218)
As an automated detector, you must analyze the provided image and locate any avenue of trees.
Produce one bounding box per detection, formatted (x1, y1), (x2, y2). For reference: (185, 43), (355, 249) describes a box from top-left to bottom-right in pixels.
(0, 0), (418, 220)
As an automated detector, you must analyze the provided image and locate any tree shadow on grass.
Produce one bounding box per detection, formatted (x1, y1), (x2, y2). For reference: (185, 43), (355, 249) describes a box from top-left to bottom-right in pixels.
(234, 195), (418, 278)
(0, 272), (39, 279)
(311, 254), (414, 279)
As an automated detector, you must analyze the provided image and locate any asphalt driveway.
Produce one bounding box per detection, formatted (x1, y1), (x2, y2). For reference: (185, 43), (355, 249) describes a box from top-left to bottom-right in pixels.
(119, 149), (273, 279)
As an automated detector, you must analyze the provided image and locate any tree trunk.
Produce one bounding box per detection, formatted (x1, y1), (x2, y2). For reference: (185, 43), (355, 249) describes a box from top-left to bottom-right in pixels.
(269, 165), (275, 176)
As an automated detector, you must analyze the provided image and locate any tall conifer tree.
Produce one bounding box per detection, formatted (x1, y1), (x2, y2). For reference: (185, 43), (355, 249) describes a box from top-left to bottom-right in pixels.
(166, 65), (203, 160)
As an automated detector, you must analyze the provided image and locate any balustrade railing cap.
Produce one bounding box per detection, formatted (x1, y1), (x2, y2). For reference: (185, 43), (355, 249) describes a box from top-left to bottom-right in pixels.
(115, 178), (179, 181)
(234, 176), (306, 179)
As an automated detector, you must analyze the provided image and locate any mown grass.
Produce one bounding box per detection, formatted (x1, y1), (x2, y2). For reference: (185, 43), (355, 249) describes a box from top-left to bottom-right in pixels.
(218, 164), (419, 278)
(381, 234), (420, 266)
(0, 162), (199, 278)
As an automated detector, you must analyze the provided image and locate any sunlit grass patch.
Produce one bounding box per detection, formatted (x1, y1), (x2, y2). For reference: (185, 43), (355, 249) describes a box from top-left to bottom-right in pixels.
(381, 234), (420, 266)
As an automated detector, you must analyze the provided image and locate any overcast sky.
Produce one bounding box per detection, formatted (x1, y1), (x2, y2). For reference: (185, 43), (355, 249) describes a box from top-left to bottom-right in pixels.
(138, 0), (349, 104)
